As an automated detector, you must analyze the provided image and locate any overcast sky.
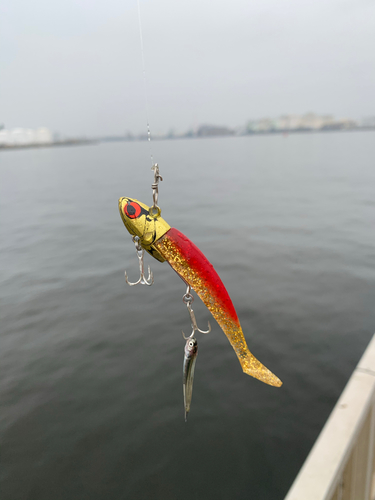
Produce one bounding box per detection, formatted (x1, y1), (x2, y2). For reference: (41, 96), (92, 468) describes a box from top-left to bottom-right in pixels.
(1, 0), (374, 136)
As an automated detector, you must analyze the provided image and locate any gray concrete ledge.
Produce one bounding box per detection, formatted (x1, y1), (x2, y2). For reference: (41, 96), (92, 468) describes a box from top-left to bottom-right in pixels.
(285, 334), (375, 500)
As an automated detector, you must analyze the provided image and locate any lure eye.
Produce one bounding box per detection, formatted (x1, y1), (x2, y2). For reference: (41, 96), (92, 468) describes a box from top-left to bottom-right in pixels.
(124, 202), (141, 219)
(189, 341), (194, 347)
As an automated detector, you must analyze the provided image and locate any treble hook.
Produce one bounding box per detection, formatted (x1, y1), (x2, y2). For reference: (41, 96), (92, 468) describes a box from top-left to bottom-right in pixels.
(182, 286), (211, 339)
(125, 236), (154, 286)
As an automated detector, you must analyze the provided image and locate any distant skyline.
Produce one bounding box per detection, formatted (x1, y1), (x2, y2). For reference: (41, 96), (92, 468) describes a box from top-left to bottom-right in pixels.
(1, 0), (375, 137)
(3, 112), (374, 150)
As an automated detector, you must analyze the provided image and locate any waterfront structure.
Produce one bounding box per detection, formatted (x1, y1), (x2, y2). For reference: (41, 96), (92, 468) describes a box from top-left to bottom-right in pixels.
(195, 124), (235, 137)
(0, 127), (53, 147)
(285, 334), (375, 500)
(246, 114), (359, 134)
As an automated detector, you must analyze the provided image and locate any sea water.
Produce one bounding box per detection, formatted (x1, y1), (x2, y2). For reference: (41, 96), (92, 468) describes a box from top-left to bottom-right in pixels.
(1, 132), (375, 499)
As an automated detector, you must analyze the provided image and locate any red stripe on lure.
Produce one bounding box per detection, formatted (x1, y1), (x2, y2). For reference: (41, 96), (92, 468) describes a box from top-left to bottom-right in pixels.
(119, 197), (282, 388)
(157, 228), (238, 323)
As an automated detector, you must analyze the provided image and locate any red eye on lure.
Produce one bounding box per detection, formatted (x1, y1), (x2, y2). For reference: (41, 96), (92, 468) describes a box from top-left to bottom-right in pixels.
(119, 164), (282, 419)
(124, 201), (142, 219)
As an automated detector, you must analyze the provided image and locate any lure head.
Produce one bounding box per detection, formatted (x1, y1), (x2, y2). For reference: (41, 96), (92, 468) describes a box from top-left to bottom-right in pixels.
(118, 197), (171, 262)
(184, 337), (198, 359)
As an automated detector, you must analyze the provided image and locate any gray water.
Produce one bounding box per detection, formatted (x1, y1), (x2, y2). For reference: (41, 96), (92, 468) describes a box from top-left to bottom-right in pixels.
(1, 132), (375, 500)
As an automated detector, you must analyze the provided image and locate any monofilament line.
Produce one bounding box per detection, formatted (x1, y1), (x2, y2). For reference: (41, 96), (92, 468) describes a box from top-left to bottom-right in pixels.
(137, 0), (154, 166)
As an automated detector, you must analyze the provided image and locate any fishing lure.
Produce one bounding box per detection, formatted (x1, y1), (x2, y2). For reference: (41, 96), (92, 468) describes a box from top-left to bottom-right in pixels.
(119, 168), (282, 388)
(180, 286), (209, 420)
(183, 335), (198, 422)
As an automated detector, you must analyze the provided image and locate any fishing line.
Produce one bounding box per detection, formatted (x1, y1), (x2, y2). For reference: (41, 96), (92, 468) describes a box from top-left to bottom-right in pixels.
(136, 0), (154, 166)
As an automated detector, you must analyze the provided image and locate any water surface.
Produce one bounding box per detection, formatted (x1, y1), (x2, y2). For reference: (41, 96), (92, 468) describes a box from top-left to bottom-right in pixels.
(1, 132), (375, 499)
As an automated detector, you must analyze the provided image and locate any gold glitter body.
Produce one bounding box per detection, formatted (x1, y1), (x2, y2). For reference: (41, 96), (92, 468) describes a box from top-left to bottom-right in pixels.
(155, 231), (282, 387)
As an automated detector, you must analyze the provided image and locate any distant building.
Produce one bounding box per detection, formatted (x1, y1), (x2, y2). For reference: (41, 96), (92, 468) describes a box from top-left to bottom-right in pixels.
(246, 114), (358, 134)
(299, 113), (333, 130)
(276, 115), (303, 131)
(0, 127), (53, 146)
(321, 118), (357, 130)
(196, 125), (235, 137)
(35, 127), (53, 144)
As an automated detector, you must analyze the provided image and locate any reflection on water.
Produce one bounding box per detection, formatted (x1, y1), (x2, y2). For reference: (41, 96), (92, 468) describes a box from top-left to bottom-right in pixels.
(1, 132), (375, 500)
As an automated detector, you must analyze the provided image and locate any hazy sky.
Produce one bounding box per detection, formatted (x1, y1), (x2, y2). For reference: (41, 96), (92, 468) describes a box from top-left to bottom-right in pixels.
(1, 0), (374, 136)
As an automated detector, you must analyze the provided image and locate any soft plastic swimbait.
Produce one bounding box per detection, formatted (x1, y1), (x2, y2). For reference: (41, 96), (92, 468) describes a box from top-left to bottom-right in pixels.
(119, 196), (282, 388)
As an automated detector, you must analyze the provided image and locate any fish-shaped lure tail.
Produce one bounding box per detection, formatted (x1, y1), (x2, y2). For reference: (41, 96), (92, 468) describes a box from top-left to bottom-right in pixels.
(183, 337), (198, 421)
(119, 197), (282, 388)
(155, 229), (282, 387)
